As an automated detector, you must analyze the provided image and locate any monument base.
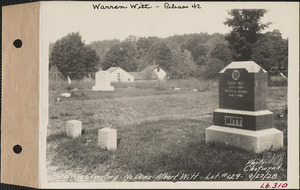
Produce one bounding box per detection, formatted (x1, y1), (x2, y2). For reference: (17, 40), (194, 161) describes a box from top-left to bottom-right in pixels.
(205, 125), (283, 153)
(92, 86), (114, 91)
(213, 109), (274, 131)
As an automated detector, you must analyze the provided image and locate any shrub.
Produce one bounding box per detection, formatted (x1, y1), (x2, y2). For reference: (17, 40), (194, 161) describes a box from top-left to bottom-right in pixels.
(268, 76), (287, 86)
(49, 80), (94, 91)
(111, 81), (158, 89)
(167, 78), (215, 91)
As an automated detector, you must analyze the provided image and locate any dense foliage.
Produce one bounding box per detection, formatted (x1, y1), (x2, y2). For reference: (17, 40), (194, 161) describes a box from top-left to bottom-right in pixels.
(252, 30), (288, 71)
(89, 33), (231, 79)
(101, 41), (138, 71)
(50, 10), (288, 79)
(224, 9), (271, 61)
(50, 32), (100, 80)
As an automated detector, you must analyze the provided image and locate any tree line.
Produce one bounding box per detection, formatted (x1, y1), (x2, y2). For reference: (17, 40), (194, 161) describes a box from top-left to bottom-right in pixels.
(50, 9), (288, 80)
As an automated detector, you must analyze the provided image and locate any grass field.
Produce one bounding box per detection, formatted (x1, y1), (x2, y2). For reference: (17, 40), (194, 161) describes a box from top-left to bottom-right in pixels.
(47, 79), (287, 182)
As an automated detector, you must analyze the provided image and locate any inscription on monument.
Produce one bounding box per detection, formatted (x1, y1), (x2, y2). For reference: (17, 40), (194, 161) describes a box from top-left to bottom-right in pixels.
(219, 68), (255, 111)
(224, 80), (248, 98)
(224, 116), (242, 127)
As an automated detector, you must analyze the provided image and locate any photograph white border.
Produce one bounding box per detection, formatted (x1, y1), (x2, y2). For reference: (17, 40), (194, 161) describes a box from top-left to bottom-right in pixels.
(39, 1), (299, 189)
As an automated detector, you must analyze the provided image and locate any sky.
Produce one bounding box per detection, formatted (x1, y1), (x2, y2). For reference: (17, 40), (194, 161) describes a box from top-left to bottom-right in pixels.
(41, 1), (297, 44)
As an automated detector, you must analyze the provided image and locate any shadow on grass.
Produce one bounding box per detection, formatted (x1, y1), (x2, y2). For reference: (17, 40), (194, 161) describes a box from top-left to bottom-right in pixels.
(47, 118), (287, 181)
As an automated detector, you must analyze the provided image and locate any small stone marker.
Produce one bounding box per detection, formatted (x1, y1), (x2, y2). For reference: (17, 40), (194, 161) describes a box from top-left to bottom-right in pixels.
(65, 120), (82, 138)
(60, 93), (71, 97)
(98, 127), (117, 150)
(92, 70), (114, 91)
(206, 61), (283, 153)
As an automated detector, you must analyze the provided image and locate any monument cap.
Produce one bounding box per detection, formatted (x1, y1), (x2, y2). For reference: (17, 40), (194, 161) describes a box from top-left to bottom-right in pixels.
(220, 61), (267, 73)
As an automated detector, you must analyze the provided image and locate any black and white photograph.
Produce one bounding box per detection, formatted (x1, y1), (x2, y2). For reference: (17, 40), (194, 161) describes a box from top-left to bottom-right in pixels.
(38, 1), (298, 188)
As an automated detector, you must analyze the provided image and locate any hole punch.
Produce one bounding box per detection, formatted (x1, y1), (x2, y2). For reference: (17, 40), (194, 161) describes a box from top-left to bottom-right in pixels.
(13, 145), (22, 154)
(13, 39), (22, 48)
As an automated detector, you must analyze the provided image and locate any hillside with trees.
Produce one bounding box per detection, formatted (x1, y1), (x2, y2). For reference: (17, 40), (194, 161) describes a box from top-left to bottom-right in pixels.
(49, 9), (288, 80)
(85, 32), (233, 79)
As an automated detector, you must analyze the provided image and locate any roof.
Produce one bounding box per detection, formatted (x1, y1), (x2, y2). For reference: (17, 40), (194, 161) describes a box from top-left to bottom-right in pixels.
(128, 72), (145, 80)
(49, 66), (67, 81)
(219, 61), (267, 73)
(141, 65), (162, 73)
(49, 65), (59, 74)
(106, 67), (120, 73)
(128, 72), (158, 80)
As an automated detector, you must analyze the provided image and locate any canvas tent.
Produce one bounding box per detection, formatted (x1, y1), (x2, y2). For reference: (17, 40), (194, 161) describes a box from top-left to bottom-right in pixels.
(49, 66), (67, 82)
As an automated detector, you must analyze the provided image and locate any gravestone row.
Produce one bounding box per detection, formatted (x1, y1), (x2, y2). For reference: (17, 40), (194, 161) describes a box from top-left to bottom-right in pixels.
(66, 120), (117, 150)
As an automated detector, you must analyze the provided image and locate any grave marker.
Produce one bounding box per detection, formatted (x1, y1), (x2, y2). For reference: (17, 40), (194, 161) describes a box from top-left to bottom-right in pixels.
(65, 120), (82, 138)
(92, 70), (114, 91)
(206, 61), (283, 153)
(98, 127), (117, 150)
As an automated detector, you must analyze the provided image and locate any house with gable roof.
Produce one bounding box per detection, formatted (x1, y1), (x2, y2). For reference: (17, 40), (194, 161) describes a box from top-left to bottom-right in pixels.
(104, 64), (167, 82)
(106, 67), (134, 82)
(129, 65), (167, 81)
(141, 65), (167, 80)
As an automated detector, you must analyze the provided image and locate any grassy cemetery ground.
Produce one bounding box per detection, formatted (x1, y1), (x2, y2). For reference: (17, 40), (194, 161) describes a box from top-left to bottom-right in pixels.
(47, 79), (287, 182)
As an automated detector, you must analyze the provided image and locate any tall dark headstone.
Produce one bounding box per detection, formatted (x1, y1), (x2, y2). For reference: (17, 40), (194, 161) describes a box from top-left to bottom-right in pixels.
(206, 61), (283, 153)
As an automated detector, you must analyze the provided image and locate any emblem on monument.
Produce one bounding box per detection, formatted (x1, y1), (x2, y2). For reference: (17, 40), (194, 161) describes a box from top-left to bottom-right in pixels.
(232, 70), (240, 80)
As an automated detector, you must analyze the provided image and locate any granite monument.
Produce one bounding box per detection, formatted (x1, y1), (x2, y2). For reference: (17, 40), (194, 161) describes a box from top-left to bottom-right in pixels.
(206, 61), (283, 153)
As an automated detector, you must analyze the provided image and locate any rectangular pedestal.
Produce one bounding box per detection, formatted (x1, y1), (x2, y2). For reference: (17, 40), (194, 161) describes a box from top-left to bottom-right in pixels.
(213, 109), (274, 131)
(205, 125), (283, 153)
(98, 128), (117, 150)
(92, 85), (114, 91)
(65, 120), (82, 138)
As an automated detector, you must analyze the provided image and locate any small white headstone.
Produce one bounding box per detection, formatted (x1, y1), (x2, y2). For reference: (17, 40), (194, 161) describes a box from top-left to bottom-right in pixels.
(93, 71), (114, 91)
(65, 120), (82, 138)
(98, 127), (117, 150)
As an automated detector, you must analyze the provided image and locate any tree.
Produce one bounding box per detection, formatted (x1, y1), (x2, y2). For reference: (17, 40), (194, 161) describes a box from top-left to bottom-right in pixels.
(136, 36), (160, 57)
(224, 9), (271, 61)
(251, 37), (276, 71)
(170, 49), (197, 79)
(201, 58), (225, 79)
(210, 44), (232, 64)
(81, 45), (100, 73)
(266, 30), (288, 71)
(124, 35), (138, 43)
(181, 35), (209, 61)
(102, 41), (138, 71)
(205, 33), (228, 52)
(50, 32), (100, 80)
(49, 42), (55, 67)
(147, 41), (173, 71)
(192, 45), (209, 62)
(89, 39), (120, 61)
(136, 37), (160, 71)
(251, 30), (288, 72)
